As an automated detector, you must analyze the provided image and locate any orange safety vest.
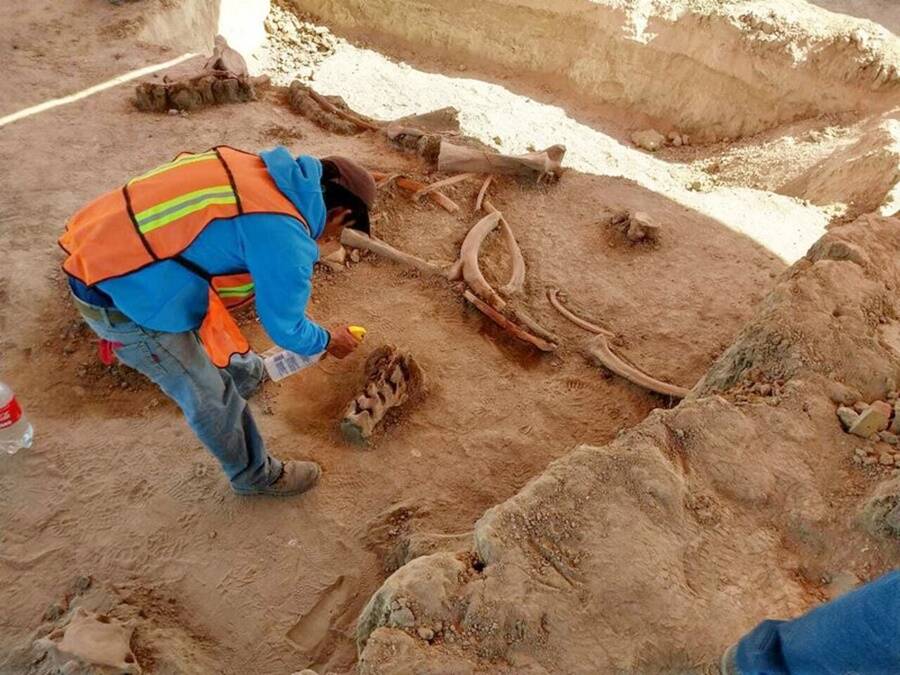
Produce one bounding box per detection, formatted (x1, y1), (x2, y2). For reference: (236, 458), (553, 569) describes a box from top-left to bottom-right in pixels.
(59, 146), (309, 367)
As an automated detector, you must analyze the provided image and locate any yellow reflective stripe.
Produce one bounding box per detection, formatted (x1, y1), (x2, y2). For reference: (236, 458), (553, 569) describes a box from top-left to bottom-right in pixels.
(129, 151), (219, 184)
(136, 186), (236, 234)
(137, 184), (233, 222)
(138, 196), (236, 234)
(218, 282), (255, 297)
(134, 185), (234, 229)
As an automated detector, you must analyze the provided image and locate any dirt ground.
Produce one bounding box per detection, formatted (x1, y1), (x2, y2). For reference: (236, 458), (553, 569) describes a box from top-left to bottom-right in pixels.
(0, 1), (898, 674)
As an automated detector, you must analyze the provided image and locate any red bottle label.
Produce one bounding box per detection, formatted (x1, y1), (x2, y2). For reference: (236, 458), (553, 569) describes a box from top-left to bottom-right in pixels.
(0, 397), (22, 429)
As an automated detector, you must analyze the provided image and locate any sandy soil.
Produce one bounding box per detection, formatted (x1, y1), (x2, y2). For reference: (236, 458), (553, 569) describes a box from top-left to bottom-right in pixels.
(1, 0), (898, 673)
(811, 0), (900, 35)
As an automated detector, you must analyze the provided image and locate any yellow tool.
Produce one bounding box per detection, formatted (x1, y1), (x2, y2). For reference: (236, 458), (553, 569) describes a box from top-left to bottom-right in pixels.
(349, 325), (367, 342)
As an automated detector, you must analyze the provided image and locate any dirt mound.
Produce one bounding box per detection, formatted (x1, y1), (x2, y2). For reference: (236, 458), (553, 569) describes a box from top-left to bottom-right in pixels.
(14, 576), (219, 675)
(3, 1), (900, 673)
(782, 109), (900, 217)
(356, 214), (900, 673)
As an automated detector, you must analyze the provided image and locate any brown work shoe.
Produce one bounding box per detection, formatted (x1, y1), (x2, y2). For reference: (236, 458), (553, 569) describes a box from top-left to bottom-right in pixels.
(234, 461), (321, 497)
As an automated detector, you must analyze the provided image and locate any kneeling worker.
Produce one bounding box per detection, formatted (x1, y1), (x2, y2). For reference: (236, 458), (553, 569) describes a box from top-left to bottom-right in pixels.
(59, 145), (375, 497)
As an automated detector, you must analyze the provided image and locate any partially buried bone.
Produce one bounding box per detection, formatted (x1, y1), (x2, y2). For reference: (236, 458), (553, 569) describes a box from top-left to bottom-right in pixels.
(341, 346), (424, 445)
(437, 142), (566, 182)
(547, 288), (690, 398)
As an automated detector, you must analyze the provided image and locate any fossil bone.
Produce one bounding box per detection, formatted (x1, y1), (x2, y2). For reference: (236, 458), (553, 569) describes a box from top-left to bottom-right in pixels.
(584, 335), (690, 399)
(340, 229), (451, 277)
(438, 142), (566, 181)
(474, 175), (493, 212)
(463, 291), (556, 352)
(548, 288), (690, 398)
(341, 346), (424, 444)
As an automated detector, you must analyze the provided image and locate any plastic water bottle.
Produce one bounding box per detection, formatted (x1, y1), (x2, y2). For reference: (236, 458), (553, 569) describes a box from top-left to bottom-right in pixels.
(0, 381), (33, 454)
(262, 326), (367, 382)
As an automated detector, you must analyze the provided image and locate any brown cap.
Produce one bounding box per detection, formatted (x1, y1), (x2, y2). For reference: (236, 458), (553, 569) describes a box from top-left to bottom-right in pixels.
(321, 156), (376, 209)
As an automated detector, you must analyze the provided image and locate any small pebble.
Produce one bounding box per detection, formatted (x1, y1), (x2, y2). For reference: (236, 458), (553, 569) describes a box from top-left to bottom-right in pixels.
(389, 607), (415, 628)
(880, 453), (894, 466)
(417, 626), (435, 641)
(836, 406), (860, 431)
(72, 575), (92, 593)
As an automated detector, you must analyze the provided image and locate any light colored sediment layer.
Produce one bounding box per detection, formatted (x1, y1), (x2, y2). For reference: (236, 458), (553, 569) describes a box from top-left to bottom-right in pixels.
(783, 109), (900, 216)
(292, 0), (900, 139)
(309, 41), (834, 262)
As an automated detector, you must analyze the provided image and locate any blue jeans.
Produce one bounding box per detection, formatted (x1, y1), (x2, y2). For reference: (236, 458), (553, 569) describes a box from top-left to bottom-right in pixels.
(734, 570), (900, 674)
(79, 302), (282, 492)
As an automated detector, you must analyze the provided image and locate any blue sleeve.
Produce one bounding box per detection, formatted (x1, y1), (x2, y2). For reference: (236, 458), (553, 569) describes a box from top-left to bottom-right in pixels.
(240, 214), (329, 356)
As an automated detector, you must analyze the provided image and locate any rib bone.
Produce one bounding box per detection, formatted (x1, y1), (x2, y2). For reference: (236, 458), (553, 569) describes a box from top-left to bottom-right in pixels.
(548, 287), (689, 398)
(584, 335), (690, 399)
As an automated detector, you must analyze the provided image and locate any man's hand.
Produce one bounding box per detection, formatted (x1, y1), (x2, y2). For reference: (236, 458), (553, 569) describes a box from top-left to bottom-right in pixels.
(326, 325), (360, 359)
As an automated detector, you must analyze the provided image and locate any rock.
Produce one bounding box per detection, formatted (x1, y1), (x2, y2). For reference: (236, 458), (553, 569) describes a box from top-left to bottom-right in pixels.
(891, 402), (900, 434)
(880, 452), (894, 466)
(350, 248), (361, 263)
(72, 575), (92, 593)
(43, 603), (66, 621)
(630, 129), (666, 152)
(836, 406), (860, 431)
(849, 401), (893, 437)
(668, 132), (682, 147)
(389, 607), (416, 629)
(625, 212), (661, 243)
(855, 447), (868, 458)
(853, 401), (869, 414)
(319, 243), (347, 271)
(417, 626), (435, 641)
(806, 237), (870, 267)
(689, 180), (703, 191)
(879, 431), (899, 446)
(864, 456), (878, 465)
(681, 134), (691, 146)
(860, 477), (900, 538)
(357, 553), (467, 650)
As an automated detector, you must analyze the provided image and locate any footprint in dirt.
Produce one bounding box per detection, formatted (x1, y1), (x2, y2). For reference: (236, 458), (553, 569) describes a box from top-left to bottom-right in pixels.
(286, 575), (359, 670)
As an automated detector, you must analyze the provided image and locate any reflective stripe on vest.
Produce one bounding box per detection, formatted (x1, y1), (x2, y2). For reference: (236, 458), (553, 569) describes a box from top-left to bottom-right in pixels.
(135, 184), (237, 234)
(217, 281), (254, 298)
(128, 151), (219, 184)
(60, 146), (309, 286)
(60, 146), (312, 368)
(212, 272), (255, 309)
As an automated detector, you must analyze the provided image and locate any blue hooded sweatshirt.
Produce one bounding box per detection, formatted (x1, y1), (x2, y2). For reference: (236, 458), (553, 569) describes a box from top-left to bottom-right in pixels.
(68, 146), (330, 357)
